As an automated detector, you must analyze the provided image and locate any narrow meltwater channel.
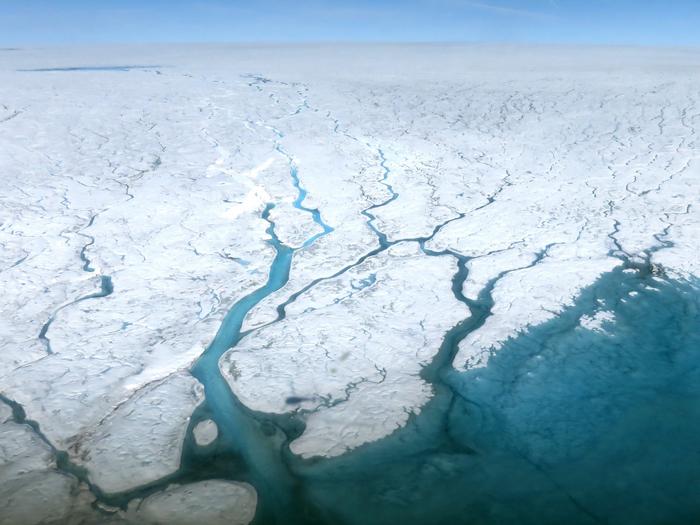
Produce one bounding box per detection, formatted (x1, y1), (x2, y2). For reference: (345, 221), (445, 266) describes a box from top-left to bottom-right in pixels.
(360, 148), (397, 245)
(290, 164), (334, 248)
(271, 124), (334, 248)
(184, 143), (404, 523)
(190, 204), (299, 523)
(39, 214), (112, 355)
(189, 140), (337, 522)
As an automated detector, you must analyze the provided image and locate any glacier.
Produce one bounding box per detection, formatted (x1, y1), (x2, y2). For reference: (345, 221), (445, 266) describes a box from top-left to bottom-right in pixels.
(0, 44), (698, 524)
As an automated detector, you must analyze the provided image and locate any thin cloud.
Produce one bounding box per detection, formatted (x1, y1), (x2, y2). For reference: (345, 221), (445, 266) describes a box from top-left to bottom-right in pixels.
(193, 1), (393, 22)
(439, 0), (557, 20)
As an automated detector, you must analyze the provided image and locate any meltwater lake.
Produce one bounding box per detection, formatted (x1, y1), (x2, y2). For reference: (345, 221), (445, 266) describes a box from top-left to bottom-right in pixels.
(183, 252), (700, 525)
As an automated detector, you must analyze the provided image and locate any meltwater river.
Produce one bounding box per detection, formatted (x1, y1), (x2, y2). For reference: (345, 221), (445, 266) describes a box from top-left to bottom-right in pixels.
(182, 159), (700, 525)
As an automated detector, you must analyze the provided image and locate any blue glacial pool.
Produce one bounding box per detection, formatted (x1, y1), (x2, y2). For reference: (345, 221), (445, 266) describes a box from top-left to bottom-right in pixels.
(182, 234), (700, 525)
(290, 267), (700, 525)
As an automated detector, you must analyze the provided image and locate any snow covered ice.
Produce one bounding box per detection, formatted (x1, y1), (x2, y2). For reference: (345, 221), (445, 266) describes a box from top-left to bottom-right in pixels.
(1, 44), (699, 524)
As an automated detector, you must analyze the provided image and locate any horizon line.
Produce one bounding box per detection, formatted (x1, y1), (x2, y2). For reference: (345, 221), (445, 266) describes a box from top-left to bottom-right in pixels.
(5, 40), (700, 51)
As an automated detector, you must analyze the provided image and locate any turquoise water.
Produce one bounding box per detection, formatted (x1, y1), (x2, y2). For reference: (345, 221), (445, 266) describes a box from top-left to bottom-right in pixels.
(177, 138), (700, 524)
(189, 203), (298, 522)
(288, 268), (700, 525)
(289, 165), (334, 248)
(188, 148), (335, 521)
(184, 197), (700, 525)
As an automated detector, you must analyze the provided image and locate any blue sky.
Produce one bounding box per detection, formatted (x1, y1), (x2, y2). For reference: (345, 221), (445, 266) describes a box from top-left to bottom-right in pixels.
(1, 0), (699, 46)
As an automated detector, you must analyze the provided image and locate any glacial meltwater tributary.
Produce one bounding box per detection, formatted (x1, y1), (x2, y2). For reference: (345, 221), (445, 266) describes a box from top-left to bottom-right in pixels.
(181, 148), (700, 525)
